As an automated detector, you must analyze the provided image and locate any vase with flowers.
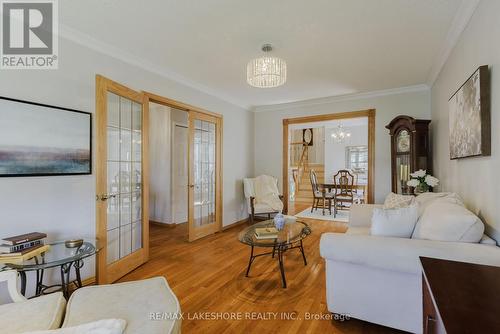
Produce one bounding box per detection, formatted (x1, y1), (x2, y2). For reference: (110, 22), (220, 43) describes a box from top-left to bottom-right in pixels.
(407, 169), (439, 194)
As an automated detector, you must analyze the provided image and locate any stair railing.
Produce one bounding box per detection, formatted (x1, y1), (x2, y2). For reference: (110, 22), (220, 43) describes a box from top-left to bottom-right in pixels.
(290, 142), (309, 193)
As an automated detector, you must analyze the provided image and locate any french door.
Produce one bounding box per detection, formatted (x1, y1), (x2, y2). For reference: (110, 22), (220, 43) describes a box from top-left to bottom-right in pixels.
(95, 75), (149, 283)
(188, 111), (222, 241)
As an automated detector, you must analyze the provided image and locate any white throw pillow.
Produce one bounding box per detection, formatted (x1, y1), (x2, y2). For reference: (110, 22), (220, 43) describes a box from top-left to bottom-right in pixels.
(370, 204), (419, 238)
(412, 201), (484, 243)
(25, 319), (126, 334)
(383, 192), (414, 209)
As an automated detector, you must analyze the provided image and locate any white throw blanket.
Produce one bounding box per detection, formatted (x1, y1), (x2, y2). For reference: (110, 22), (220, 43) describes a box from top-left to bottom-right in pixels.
(253, 175), (283, 212)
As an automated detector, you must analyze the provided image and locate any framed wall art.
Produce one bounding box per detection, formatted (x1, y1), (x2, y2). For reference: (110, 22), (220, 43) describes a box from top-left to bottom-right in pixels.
(0, 97), (92, 177)
(448, 65), (490, 159)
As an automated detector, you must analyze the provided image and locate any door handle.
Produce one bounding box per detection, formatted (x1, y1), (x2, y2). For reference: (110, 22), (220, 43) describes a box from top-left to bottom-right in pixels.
(188, 184), (195, 188)
(96, 194), (117, 201)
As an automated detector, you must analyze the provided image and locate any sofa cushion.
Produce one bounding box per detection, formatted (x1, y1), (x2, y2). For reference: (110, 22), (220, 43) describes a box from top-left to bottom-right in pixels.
(480, 234), (497, 246)
(415, 192), (464, 217)
(412, 202), (484, 243)
(383, 192), (414, 209)
(371, 204), (418, 238)
(63, 277), (181, 334)
(24, 319), (126, 334)
(349, 204), (383, 227)
(320, 233), (500, 275)
(0, 292), (66, 333)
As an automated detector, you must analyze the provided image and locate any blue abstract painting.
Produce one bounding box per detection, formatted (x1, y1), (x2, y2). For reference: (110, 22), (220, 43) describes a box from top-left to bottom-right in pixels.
(0, 97), (91, 176)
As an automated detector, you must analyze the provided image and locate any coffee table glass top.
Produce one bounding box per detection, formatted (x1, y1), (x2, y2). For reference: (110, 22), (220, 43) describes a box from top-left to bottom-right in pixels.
(238, 219), (311, 247)
(1, 239), (99, 271)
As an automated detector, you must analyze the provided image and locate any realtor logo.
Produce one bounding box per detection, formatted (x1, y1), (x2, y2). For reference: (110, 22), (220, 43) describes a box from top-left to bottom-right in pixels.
(1, 0), (58, 69)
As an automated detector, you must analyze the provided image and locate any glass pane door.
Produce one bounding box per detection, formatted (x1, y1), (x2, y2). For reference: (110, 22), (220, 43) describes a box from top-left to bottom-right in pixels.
(193, 119), (216, 227)
(106, 93), (143, 264)
(188, 112), (221, 241)
(95, 75), (148, 284)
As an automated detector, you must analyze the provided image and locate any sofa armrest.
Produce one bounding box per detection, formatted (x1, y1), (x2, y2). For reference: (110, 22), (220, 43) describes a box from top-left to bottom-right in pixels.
(0, 270), (26, 303)
(349, 204), (382, 227)
(320, 233), (500, 275)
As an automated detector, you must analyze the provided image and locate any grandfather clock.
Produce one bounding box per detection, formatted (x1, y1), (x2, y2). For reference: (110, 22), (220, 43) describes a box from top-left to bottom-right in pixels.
(386, 116), (431, 195)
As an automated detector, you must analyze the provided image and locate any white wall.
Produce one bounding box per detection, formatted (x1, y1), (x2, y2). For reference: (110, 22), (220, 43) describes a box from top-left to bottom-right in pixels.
(253, 89), (431, 203)
(0, 36), (254, 299)
(149, 103), (172, 224)
(149, 105), (188, 224)
(324, 124), (368, 182)
(431, 0), (500, 239)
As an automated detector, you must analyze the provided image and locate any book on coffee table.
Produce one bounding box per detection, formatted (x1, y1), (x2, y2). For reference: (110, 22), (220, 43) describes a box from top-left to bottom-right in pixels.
(1, 232), (47, 246)
(254, 227), (278, 239)
(0, 244), (50, 263)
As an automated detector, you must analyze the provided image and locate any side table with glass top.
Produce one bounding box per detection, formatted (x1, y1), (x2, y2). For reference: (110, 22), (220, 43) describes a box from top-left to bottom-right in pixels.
(238, 220), (311, 288)
(1, 239), (99, 299)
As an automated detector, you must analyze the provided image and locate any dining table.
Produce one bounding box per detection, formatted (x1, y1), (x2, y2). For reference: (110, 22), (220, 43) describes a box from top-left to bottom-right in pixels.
(317, 183), (368, 216)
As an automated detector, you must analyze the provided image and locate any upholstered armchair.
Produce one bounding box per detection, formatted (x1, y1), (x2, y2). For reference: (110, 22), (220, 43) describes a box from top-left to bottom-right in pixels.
(243, 176), (284, 224)
(0, 270), (181, 333)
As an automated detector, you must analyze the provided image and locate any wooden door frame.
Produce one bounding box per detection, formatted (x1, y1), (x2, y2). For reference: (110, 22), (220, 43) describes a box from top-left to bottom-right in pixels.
(282, 109), (376, 213)
(95, 75), (150, 284)
(142, 92), (223, 241)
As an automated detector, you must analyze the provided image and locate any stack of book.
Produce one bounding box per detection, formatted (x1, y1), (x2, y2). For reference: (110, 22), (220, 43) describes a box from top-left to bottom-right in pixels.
(0, 232), (49, 262)
(254, 227), (279, 239)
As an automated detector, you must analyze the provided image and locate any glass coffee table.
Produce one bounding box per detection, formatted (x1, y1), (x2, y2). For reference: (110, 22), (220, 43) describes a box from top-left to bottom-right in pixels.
(238, 219), (311, 288)
(1, 239), (99, 298)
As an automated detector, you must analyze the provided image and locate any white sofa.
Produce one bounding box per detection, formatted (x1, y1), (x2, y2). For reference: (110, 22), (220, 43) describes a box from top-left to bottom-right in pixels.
(0, 271), (181, 333)
(320, 203), (500, 333)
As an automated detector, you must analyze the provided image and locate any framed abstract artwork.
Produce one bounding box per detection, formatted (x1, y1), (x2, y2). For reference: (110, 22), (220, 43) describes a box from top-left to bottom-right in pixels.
(448, 65), (490, 159)
(0, 97), (92, 177)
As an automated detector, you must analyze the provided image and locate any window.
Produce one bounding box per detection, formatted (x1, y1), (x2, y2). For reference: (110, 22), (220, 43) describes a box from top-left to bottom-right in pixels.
(346, 146), (368, 184)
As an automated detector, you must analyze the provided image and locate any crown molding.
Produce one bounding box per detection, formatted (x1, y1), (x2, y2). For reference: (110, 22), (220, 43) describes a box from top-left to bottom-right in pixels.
(426, 0), (481, 86)
(58, 24), (251, 110)
(252, 84), (429, 113)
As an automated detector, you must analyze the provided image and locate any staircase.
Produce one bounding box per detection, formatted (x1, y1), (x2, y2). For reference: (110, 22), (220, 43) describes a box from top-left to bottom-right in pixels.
(293, 163), (325, 205)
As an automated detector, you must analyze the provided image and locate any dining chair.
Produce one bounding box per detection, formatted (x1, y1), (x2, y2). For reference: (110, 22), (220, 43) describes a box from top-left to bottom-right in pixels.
(333, 169), (355, 211)
(310, 170), (334, 215)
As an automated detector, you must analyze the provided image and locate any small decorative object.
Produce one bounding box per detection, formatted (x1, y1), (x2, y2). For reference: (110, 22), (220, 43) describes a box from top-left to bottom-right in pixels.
(302, 128), (313, 146)
(273, 212), (285, 231)
(449, 65), (490, 159)
(65, 239), (84, 248)
(0, 97), (91, 177)
(407, 170), (439, 194)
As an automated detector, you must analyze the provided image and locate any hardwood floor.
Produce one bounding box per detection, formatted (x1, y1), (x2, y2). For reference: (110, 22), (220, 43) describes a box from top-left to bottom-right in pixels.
(120, 203), (401, 333)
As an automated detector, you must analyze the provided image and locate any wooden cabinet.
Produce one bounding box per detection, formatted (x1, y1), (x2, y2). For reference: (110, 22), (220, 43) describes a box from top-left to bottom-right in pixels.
(386, 116), (431, 195)
(422, 273), (445, 334)
(420, 257), (500, 333)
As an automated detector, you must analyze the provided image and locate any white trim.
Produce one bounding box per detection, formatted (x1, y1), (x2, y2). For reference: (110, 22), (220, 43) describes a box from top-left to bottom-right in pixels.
(58, 24), (251, 110)
(252, 84), (429, 113)
(426, 0), (481, 86)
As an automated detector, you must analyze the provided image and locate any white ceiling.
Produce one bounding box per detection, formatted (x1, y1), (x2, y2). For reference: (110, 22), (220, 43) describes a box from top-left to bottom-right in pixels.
(60, 0), (466, 109)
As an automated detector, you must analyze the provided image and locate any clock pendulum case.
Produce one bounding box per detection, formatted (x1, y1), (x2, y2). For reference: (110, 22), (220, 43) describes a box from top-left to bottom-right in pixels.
(386, 116), (432, 195)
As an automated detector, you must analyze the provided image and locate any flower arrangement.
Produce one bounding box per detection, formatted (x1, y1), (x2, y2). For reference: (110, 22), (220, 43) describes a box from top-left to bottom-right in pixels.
(407, 169), (439, 193)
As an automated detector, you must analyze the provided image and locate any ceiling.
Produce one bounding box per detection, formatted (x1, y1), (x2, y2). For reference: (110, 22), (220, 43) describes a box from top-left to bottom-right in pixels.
(60, 0), (465, 109)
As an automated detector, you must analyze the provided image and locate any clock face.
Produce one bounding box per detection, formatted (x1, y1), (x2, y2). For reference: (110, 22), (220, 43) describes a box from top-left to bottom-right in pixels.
(397, 130), (410, 152)
(303, 128), (313, 145)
